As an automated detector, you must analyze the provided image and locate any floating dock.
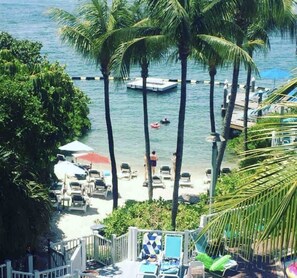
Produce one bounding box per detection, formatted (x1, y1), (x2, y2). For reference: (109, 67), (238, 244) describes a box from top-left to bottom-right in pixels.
(127, 78), (178, 92)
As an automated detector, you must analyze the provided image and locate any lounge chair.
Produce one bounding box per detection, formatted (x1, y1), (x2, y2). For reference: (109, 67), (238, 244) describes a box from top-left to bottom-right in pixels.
(152, 175), (166, 189)
(120, 162), (131, 179)
(137, 232), (162, 278)
(88, 169), (101, 182)
(191, 229), (238, 277)
(159, 234), (183, 277)
(179, 172), (193, 187)
(69, 194), (88, 213)
(160, 165), (171, 180)
(91, 179), (111, 199)
(69, 181), (83, 195)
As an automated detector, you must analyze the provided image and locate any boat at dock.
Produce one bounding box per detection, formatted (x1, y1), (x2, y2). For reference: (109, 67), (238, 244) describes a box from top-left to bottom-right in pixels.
(127, 78), (178, 92)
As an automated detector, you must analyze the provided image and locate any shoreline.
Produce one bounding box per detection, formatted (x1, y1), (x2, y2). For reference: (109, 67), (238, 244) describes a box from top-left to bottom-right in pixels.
(50, 164), (209, 242)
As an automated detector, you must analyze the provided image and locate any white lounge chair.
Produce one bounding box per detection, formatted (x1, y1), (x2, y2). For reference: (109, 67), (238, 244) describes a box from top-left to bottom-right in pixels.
(152, 175), (166, 188)
(179, 172), (193, 187)
(160, 165), (171, 180)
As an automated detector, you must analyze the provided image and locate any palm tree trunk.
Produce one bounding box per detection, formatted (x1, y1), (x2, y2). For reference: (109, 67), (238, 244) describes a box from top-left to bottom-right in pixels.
(102, 69), (118, 210)
(209, 65), (217, 134)
(172, 49), (188, 230)
(216, 60), (240, 172)
(141, 59), (153, 201)
(243, 51), (253, 152)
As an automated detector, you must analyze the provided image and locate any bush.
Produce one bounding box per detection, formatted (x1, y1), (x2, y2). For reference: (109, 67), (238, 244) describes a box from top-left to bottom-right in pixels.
(100, 198), (207, 237)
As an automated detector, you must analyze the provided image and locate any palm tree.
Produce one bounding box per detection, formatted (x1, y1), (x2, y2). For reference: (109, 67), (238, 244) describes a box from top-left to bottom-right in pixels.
(216, 0), (296, 172)
(146, 0), (199, 230)
(49, 0), (134, 209)
(242, 8), (296, 152)
(112, 30), (168, 200)
(146, 0), (255, 229)
(200, 80), (297, 261)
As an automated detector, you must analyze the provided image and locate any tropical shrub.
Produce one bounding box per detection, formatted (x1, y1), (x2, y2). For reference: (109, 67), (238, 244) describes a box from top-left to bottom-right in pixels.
(101, 197), (207, 237)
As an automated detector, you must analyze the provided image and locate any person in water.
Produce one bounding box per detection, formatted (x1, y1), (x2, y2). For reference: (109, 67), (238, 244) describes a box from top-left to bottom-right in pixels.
(150, 151), (158, 175)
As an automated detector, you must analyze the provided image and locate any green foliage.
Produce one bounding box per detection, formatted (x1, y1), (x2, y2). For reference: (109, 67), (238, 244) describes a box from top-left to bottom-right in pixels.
(215, 171), (249, 196)
(0, 32), (91, 182)
(228, 116), (281, 168)
(101, 198), (206, 237)
(0, 32), (91, 260)
(0, 148), (51, 260)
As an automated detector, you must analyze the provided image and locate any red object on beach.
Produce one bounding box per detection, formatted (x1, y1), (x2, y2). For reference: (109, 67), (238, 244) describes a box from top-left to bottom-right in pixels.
(76, 152), (110, 164)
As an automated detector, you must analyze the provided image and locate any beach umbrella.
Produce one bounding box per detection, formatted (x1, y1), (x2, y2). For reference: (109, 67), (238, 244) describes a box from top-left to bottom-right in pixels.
(261, 68), (290, 87)
(74, 152), (110, 164)
(54, 161), (86, 180)
(58, 140), (94, 152)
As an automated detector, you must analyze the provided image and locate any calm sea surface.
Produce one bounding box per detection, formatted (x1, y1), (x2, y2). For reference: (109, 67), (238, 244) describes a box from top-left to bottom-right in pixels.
(1, 0), (296, 175)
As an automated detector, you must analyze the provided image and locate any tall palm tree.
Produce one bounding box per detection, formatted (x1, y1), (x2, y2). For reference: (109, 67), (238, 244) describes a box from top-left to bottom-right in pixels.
(216, 0), (296, 172)
(146, 0), (199, 230)
(200, 80), (297, 261)
(49, 0), (134, 209)
(112, 31), (167, 200)
(242, 8), (296, 152)
(146, 0), (255, 229)
(192, 34), (255, 188)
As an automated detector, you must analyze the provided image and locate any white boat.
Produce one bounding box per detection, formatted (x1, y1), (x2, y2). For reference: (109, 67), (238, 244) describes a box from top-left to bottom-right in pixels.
(127, 78), (178, 92)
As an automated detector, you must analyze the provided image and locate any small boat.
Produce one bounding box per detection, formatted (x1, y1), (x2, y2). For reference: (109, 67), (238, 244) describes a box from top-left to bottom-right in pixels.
(150, 122), (161, 129)
(160, 118), (170, 124)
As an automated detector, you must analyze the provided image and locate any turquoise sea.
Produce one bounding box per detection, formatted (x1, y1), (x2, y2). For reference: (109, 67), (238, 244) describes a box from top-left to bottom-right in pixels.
(1, 0), (297, 175)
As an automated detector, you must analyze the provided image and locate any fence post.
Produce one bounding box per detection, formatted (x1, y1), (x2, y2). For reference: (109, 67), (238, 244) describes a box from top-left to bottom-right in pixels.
(183, 231), (189, 265)
(93, 233), (99, 261)
(111, 234), (116, 264)
(27, 255), (34, 273)
(80, 238), (86, 272)
(34, 270), (39, 278)
(5, 260), (12, 278)
(127, 227), (138, 261)
(200, 215), (207, 228)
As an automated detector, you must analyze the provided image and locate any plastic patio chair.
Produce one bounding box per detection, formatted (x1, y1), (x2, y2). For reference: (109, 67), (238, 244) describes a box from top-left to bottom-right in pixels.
(159, 234), (183, 277)
(137, 232), (162, 278)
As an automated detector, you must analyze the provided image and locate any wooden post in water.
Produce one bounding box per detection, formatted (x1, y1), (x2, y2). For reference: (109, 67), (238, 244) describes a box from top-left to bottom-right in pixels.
(221, 84), (228, 117)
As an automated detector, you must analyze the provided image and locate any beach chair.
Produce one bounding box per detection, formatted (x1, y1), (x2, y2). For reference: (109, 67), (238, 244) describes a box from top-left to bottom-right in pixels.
(192, 229), (238, 277)
(69, 181), (83, 195)
(88, 169), (101, 182)
(91, 179), (111, 199)
(152, 175), (166, 188)
(160, 165), (171, 180)
(159, 234), (183, 277)
(137, 232), (162, 278)
(120, 162), (131, 179)
(69, 194), (88, 213)
(179, 172), (193, 187)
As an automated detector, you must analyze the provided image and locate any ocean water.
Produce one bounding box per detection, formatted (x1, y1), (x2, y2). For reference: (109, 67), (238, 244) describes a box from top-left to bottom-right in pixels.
(1, 0), (297, 175)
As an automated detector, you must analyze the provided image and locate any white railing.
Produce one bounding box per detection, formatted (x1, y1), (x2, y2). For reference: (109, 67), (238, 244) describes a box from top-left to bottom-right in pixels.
(0, 264), (6, 278)
(112, 233), (128, 263)
(37, 265), (71, 278)
(12, 270), (34, 278)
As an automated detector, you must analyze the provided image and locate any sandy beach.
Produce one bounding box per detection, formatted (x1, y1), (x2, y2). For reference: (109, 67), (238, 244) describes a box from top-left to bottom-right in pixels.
(50, 165), (209, 242)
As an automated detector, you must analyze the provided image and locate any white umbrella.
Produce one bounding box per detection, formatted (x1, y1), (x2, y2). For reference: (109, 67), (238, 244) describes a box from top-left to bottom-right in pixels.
(58, 140), (94, 152)
(54, 161), (86, 180)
